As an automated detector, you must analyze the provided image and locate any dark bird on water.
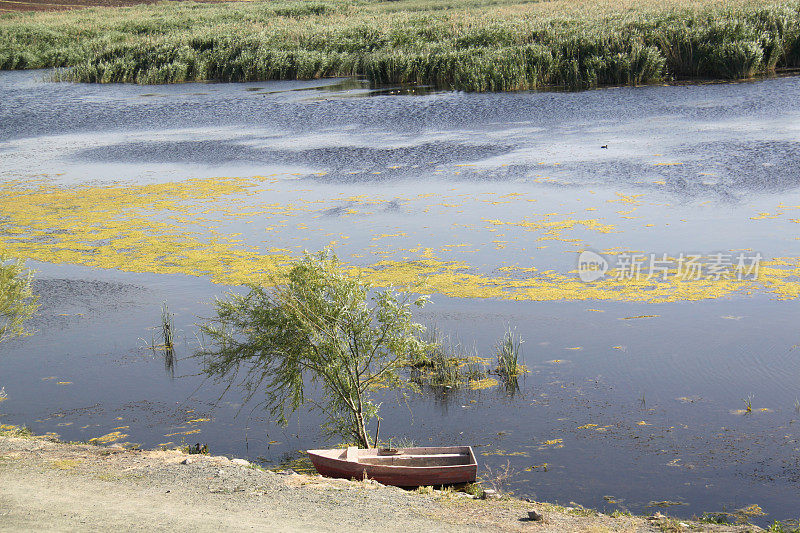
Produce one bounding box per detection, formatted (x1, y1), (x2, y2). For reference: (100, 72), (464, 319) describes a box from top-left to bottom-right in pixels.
(601, 145), (608, 149)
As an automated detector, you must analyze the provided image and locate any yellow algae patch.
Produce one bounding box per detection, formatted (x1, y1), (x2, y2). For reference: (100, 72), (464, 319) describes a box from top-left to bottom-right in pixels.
(484, 216), (618, 239)
(577, 424), (599, 429)
(4, 178), (800, 304)
(0, 177), (294, 285)
(607, 193), (644, 205)
(750, 211), (784, 220)
(187, 418), (211, 424)
(165, 429), (201, 437)
(481, 450), (529, 457)
(469, 377), (499, 390)
(89, 431), (128, 444)
(539, 438), (564, 449)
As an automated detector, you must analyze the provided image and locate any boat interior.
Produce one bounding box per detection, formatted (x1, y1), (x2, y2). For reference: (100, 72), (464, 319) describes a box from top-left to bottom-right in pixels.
(313, 446), (476, 467)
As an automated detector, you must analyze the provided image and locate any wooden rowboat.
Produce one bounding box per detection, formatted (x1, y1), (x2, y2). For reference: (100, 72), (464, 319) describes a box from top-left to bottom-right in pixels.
(306, 446), (477, 487)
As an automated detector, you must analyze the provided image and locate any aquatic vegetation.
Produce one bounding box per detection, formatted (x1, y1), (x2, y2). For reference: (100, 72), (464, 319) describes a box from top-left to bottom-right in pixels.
(700, 504), (767, 525)
(2, 177), (800, 304)
(411, 329), (496, 390)
(538, 438), (564, 450)
(0, 256), (39, 343)
(743, 393), (754, 413)
(88, 431), (128, 444)
(2, 0), (800, 91)
(495, 328), (524, 394)
(469, 377), (499, 390)
(159, 302), (176, 379)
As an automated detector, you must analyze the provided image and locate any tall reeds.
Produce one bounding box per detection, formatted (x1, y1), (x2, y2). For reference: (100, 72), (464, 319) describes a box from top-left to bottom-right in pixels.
(2, 0), (800, 91)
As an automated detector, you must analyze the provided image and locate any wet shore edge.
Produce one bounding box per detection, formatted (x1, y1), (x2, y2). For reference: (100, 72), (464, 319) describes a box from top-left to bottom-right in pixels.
(0, 425), (762, 532)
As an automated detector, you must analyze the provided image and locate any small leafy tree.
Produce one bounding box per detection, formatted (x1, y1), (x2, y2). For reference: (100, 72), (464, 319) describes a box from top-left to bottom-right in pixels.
(0, 256), (38, 344)
(197, 250), (431, 448)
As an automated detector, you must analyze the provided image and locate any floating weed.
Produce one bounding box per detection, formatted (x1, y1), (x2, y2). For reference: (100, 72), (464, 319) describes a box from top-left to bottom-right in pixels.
(700, 504), (767, 526)
(539, 438), (564, 449)
(480, 449), (529, 457)
(648, 500), (688, 508)
(523, 463), (549, 472)
(88, 431), (128, 445)
(469, 377), (499, 391)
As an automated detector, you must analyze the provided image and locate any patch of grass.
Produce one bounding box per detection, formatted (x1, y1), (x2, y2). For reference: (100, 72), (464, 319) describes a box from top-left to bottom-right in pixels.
(768, 520), (800, 533)
(2, 0), (800, 91)
(95, 471), (144, 482)
(699, 512), (732, 524)
(610, 509), (634, 518)
(461, 482), (484, 498)
(49, 458), (81, 470)
(180, 442), (208, 455)
(698, 504), (767, 526)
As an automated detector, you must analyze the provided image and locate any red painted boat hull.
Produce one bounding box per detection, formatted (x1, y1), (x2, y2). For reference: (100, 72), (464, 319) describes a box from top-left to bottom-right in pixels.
(307, 446), (477, 487)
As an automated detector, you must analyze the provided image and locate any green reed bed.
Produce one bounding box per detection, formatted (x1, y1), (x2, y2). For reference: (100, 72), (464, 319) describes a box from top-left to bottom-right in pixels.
(1, 0), (799, 90)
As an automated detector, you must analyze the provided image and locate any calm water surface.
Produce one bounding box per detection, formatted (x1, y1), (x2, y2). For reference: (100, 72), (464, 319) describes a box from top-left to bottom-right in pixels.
(2, 71), (800, 523)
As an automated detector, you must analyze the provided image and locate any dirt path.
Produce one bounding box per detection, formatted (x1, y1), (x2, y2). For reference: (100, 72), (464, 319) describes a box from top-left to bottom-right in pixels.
(0, 434), (758, 532)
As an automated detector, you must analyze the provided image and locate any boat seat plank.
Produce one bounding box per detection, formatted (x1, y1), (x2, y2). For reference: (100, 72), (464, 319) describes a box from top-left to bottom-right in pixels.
(346, 446), (358, 462)
(376, 454), (464, 459)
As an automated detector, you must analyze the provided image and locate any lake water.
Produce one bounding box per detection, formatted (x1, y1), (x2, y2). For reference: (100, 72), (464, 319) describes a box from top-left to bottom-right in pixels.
(2, 70), (800, 523)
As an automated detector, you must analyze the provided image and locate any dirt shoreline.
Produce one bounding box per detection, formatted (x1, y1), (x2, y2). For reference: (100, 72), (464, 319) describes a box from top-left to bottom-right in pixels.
(0, 430), (759, 532)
